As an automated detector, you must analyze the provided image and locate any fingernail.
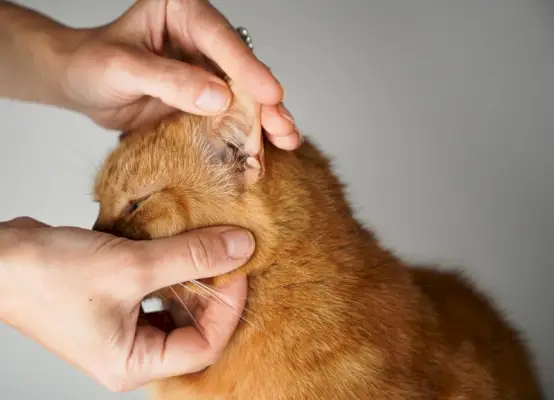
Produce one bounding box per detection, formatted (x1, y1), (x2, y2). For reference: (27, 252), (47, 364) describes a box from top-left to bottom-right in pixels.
(221, 229), (255, 260)
(195, 82), (230, 112)
(279, 103), (295, 123)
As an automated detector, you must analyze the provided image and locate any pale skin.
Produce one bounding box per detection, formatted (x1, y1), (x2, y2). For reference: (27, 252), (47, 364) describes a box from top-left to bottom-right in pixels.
(0, 0), (300, 392)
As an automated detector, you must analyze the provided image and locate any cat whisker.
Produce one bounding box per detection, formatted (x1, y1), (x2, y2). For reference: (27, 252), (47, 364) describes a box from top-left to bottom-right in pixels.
(187, 281), (233, 311)
(178, 281), (260, 330)
(60, 140), (102, 174)
(191, 280), (262, 318)
(169, 286), (199, 329)
(175, 281), (253, 329)
(188, 280), (263, 331)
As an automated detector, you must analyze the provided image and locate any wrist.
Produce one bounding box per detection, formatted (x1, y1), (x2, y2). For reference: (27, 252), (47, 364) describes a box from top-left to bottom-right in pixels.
(0, 1), (89, 109)
(0, 225), (32, 322)
(40, 26), (93, 110)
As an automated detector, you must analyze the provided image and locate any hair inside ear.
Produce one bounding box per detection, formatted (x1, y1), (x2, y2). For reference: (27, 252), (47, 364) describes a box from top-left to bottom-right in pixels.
(204, 81), (265, 188)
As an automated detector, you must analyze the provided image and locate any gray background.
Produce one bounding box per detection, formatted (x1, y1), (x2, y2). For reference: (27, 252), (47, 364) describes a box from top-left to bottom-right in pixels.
(0, 0), (552, 398)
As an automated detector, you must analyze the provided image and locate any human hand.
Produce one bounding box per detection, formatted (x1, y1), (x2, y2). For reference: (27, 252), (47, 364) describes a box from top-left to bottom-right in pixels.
(0, 217), (252, 392)
(54, 0), (300, 150)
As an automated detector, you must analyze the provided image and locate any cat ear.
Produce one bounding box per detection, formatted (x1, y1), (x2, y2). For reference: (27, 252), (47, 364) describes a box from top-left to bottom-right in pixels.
(204, 80), (265, 187)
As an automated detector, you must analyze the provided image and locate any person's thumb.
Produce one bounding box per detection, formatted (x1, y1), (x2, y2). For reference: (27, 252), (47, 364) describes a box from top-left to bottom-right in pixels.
(132, 226), (255, 295)
(126, 52), (232, 115)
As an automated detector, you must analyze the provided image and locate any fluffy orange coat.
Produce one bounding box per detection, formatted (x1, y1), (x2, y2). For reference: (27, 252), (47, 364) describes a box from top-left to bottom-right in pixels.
(93, 84), (543, 399)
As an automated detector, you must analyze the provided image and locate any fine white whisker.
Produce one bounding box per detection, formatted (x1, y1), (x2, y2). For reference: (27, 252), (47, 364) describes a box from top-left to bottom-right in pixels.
(177, 282), (214, 304)
(187, 281), (256, 318)
(189, 280), (263, 331)
(179, 281), (259, 330)
(169, 286), (199, 329)
(59, 140), (102, 175)
(177, 282), (261, 329)
(192, 280), (262, 318)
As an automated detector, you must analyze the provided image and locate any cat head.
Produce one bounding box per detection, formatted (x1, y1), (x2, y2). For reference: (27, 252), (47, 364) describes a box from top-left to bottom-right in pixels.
(92, 81), (306, 281)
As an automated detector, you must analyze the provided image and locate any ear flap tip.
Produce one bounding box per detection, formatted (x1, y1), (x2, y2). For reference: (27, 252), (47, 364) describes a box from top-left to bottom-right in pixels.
(206, 80), (266, 186)
(246, 156), (262, 170)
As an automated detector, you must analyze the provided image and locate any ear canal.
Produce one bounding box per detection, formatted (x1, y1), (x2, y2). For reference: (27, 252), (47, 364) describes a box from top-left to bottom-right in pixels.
(207, 80), (265, 187)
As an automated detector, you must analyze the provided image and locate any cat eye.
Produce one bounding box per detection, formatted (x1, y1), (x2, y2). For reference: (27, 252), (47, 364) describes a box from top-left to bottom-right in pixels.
(128, 201), (140, 213)
(122, 196), (149, 217)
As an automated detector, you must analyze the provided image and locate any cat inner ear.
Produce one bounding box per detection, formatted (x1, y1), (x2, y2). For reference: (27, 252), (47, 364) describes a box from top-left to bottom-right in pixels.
(204, 80), (265, 187)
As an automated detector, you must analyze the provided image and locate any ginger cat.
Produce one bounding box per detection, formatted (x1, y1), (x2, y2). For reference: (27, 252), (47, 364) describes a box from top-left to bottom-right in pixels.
(92, 79), (543, 398)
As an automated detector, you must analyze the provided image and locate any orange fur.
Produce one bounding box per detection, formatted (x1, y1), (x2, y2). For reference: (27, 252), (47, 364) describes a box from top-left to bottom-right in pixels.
(93, 93), (543, 399)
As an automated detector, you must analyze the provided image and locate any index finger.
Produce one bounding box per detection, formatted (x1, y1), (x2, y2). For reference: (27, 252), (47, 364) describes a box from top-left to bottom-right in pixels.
(180, 1), (283, 105)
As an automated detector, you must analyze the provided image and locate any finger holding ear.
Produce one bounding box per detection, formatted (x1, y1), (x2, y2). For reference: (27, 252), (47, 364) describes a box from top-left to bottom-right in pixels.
(261, 104), (303, 150)
(123, 52), (232, 115)
(166, 0), (283, 106)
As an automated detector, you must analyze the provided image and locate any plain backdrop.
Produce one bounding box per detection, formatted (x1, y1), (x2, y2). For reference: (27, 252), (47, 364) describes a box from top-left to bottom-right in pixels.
(1, 0), (553, 399)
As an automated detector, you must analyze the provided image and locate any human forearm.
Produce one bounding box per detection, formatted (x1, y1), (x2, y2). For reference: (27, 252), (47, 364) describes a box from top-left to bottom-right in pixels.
(0, 1), (84, 107)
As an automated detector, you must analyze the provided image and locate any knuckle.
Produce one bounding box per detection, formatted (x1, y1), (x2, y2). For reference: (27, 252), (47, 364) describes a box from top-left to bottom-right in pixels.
(0, 231), (31, 264)
(151, 60), (175, 82)
(1, 216), (42, 229)
(103, 49), (133, 72)
(102, 49), (139, 82)
(185, 234), (214, 273)
(0, 220), (42, 263)
(164, 64), (205, 98)
(10, 216), (36, 225)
